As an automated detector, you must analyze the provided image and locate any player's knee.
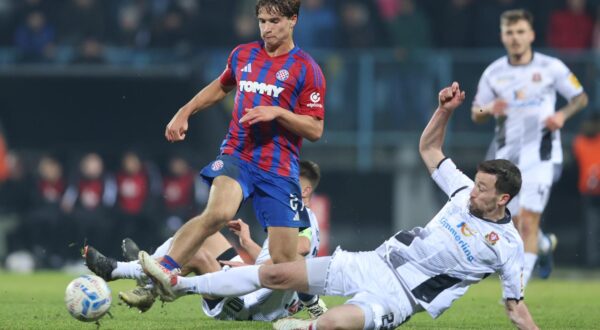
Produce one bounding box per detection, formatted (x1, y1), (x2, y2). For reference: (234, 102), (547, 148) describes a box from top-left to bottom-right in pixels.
(197, 210), (230, 232)
(259, 266), (290, 289)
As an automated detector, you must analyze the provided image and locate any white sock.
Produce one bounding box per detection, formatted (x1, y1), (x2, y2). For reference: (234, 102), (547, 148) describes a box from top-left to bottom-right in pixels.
(111, 261), (144, 280)
(151, 237), (173, 258)
(538, 230), (551, 253)
(523, 252), (537, 286)
(175, 265), (261, 297)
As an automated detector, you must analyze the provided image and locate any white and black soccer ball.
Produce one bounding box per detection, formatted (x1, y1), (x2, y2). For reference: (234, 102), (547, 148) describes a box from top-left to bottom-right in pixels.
(65, 275), (112, 322)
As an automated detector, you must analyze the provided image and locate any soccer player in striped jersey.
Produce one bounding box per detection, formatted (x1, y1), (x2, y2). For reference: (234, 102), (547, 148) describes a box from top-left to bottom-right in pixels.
(154, 82), (539, 330)
(138, 0), (326, 309)
(471, 9), (588, 284)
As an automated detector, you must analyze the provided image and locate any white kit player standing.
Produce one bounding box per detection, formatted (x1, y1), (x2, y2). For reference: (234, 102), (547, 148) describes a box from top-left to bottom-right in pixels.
(471, 9), (588, 285)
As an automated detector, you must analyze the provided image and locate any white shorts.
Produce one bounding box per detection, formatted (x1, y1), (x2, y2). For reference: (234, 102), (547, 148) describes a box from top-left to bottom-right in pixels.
(306, 248), (419, 330)
(508, 162), (555, 214)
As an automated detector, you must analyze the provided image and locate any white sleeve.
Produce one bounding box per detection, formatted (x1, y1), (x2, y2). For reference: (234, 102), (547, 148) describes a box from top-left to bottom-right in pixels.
(552, 59), (584, 101)
(472, 69), (496, 108)
(499, 246), (525, 300)
(431, 158), (473, 198)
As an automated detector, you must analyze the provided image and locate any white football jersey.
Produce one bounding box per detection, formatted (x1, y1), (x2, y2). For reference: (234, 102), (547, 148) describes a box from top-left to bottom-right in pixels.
(376, 159), (525, 318)
(473, 52), (584, 170)
(203, 208), (320, 321)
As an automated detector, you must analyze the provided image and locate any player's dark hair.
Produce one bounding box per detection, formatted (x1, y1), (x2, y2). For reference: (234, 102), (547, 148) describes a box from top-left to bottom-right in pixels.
(300, 160), (320, 190)
(477, 159), (522, 203)
(256, 0), (301, 18)
(500, 9), (534, 28)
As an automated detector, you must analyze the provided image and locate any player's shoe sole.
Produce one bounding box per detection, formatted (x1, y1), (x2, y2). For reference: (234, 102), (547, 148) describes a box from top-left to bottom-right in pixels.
(138, 251), (178, 302)
(272, 317), (314, 330)
(83, 245), (117, 282)
(119, 287), (156, 313)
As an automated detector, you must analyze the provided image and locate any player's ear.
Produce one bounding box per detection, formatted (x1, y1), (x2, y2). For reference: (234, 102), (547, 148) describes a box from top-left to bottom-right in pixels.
(497, 193), (511, 207)
(289, 15), (297, 29)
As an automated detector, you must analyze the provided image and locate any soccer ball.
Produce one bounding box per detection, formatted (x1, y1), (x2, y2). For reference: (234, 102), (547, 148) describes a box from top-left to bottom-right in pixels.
(65, 275), (112, 322)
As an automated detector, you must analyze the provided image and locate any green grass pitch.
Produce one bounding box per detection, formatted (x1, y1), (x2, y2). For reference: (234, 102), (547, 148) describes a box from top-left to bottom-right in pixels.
(0, 271), (599, 329)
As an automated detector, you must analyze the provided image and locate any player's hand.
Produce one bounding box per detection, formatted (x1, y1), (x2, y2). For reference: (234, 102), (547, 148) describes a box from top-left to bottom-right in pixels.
(489, 99), (508, 117)
(165, 112), (189, 142)
(228, 219), (252, 247)
(219, 260), (251, 268)
(544, 111), (565, 132)
(239, 106), (280, 125)
(438, 81), (466, 112)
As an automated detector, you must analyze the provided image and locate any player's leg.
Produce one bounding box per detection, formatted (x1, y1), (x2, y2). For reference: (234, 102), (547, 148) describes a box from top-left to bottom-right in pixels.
(182, 231), (233, 275)
(166, 175), (243, 267)
(273, 305), (365, 330)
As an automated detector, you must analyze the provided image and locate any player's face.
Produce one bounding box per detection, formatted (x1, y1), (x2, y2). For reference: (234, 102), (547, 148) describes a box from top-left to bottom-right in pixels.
(501, 20), (535, 57)
(257, 8), (297, 50)
(469, 172), (504, 218)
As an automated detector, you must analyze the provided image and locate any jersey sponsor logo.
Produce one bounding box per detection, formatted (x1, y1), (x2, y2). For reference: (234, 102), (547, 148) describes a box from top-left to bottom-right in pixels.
(485, 231), (499, 245)
(440, 218), (474, 262)
(240, 63), (252, 73)
(568, 73), (582, 89)
(211, 160), (224, 171)
(276, 69), (289, 82)
(239, 80), (284, 97)
(457, 222), (477, 237)
(310, 92), (321, 103)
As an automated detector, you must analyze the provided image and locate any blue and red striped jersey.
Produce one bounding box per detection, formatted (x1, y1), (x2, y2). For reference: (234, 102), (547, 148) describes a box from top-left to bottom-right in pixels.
(218, 41), (326, 178)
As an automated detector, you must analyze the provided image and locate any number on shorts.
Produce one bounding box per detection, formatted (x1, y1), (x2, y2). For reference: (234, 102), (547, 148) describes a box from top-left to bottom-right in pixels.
(380, 312), (395, 329)
(224, 297), (244, 313)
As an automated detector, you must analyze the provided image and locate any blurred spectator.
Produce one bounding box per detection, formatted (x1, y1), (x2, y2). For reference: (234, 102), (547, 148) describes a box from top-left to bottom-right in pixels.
(14, 10), (56, 63)
(294, 0), (338, 49)
(548, 0), (593, 49)
(0, 122), (8, 182)
(150, 5), (191, 50)
(338, 1), (384, 48)
(161, 155), (208, 237)
(19, 155), (67, 267)
(432, 0), (474, 48)
(231, 1), (259, 45)
(573, 113), (600, 266)
(113, 3), (151, 48)
(379, 0), (431, 50)
(61, 153), (116, 255)
(72, 37), (106, 64)
(194, 0), (234, 47)
(115, 151), (157, 248)
(58, 0), (107, 46)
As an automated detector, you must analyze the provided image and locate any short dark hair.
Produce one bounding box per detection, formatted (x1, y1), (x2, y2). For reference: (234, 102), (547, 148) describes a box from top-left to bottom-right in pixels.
(500, 9), (534, 28)
(300, 160), (320, 190)
(477, 159), (522, 202)
(256, 0), (301, 18)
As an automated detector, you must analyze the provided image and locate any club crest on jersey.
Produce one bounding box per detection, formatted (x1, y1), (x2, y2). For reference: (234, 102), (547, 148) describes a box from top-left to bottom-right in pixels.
(239, 80), (284, 98)
(276, 69), (289, 82)
(532, 72), (541, 82)
(211, 160), (224, 171)
(485, 231), (499, 245)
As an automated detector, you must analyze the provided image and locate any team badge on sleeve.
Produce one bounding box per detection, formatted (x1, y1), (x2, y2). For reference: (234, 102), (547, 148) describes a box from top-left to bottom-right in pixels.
(568, 73), (582, 89)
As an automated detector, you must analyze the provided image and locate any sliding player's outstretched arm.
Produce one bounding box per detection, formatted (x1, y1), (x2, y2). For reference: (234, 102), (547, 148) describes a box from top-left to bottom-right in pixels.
(505, 299), (538, 330)
(419, 81), (466, 174)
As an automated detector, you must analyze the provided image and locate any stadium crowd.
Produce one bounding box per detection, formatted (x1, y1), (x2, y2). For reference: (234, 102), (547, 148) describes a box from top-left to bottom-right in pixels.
(1, 0), (600, 63)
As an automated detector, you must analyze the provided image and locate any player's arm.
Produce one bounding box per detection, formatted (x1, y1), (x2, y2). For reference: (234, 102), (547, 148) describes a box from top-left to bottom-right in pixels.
(471, 99), (508, 124)
(504, 299), (539, 330)
(165, 78), (235, 142)
(228, 219), (262, 264)
(240, 107), (323, 142)
(419, 82), (466, 174)
(545, 92), (588, 131)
